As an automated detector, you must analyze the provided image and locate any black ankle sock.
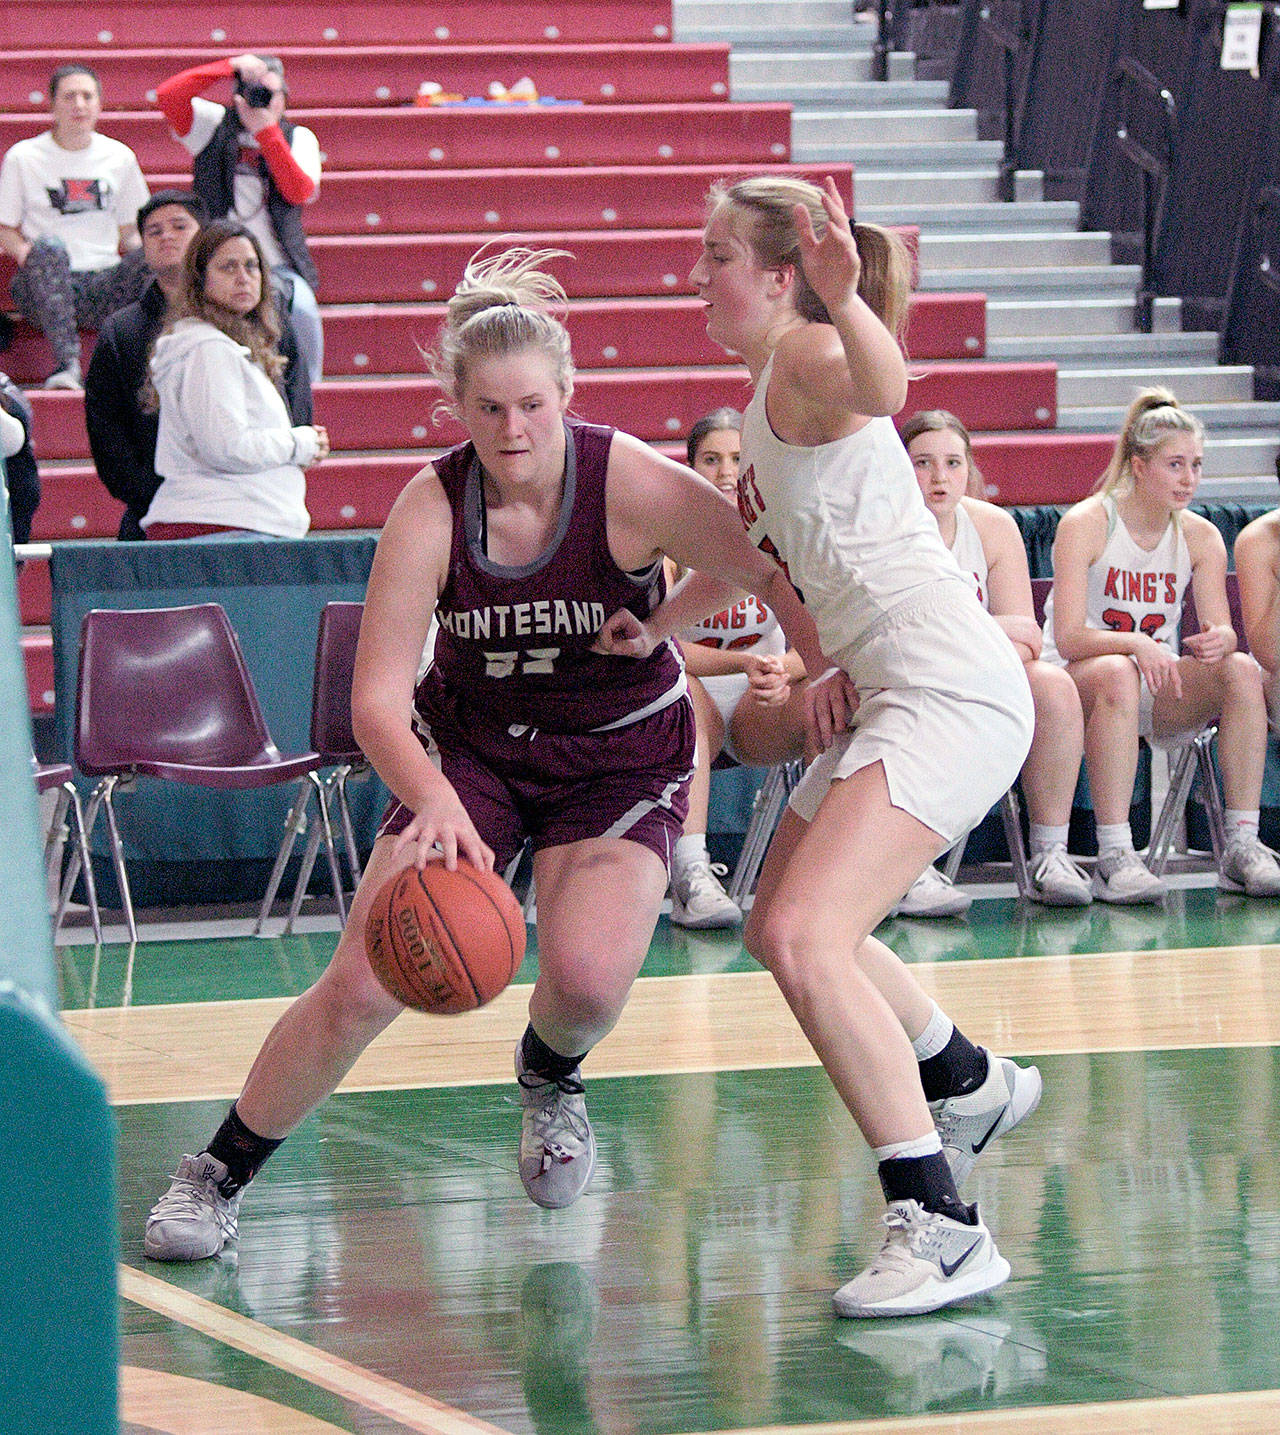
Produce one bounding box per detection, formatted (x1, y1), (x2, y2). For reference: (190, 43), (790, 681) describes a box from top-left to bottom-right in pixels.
(206, 1103), (284, 1197)
(877, 1151), (974, 1224)
(917, 1028), (989, 1102)
(520, 1025), (588, 1083)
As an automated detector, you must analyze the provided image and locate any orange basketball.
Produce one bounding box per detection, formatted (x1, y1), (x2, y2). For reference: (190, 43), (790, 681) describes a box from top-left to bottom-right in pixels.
(365, 862), (526, 1014)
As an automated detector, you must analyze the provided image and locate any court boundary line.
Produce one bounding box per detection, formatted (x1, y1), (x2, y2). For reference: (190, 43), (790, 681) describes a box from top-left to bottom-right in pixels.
(119, 1265), (513, 1435)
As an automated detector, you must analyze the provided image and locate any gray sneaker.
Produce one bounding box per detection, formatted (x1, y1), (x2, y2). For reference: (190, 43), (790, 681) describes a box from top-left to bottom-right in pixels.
(1027, 844), (1093, 907)
(144, 1153), (242, 1261)
(516, 1048), (597, 1209)
(1218, 835), (1280, 897)
(1091, 846), (1166, 904)
(929, 1052), (1043, 1186)
(44, 363), (83, 390)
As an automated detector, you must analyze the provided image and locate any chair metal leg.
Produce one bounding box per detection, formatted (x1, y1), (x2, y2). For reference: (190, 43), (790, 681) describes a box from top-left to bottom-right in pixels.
(283, 773), (346, 936)
(68, 776), (137, 946)
(331, 765), (364, 886)
(52, 782), (103, 946)
(1192, 727), (1227, 864)
(999, 787), (1033, 898)
(941, 837), (966, 883)
(254, 779), (315, 936)
(726, 760), (802, 907)
(1147, 739), (1200, 877)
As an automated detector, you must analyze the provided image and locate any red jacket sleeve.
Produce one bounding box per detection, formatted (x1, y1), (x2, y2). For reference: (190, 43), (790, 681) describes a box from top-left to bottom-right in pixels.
(255, 125), (317, 204)
(155, 59), (234, 138)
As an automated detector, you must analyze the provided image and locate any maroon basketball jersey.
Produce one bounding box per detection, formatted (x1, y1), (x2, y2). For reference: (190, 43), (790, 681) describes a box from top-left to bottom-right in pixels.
(416, 421), (685, 735)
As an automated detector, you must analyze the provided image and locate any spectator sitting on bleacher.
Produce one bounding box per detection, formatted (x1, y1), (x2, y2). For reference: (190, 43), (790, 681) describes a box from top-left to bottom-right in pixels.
(0, 63), (150, 390)
(904, 409), (1092, 908)
(85, 190), (312, 541)
(0, 372), (39, 545)
(1233, 502), (1280, 734)
(1042, 387), (1280, 903)
(141, 219), (328, 539)
(154, 54), (323, 385)
(666, 408), (809, 930)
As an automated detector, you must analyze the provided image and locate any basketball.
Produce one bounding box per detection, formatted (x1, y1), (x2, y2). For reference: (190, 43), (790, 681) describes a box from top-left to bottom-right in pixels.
(365, 862), (526, 1014)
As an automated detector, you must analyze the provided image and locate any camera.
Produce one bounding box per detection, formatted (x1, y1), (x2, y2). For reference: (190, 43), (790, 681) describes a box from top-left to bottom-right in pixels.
(236, 79), (275, 109)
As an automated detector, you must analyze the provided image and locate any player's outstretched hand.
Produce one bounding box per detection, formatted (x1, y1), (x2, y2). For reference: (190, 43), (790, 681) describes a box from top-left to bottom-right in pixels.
(793, 175), (861, 317)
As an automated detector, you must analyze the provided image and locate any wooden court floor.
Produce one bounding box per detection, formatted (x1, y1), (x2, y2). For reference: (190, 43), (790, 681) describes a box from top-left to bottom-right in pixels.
(57, 883), (1280, 1435)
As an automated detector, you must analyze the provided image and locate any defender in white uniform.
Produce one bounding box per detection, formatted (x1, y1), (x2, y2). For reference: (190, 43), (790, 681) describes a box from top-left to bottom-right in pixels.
(1046, 387), (1280, 903)
(904, 409), (1091, 908)
(605, 176), (1042, 1320)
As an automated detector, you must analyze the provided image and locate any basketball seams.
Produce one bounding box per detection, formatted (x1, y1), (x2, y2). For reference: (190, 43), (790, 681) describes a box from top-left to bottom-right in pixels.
(456, 866), (522, 987)
(414, 868), (483, 1007)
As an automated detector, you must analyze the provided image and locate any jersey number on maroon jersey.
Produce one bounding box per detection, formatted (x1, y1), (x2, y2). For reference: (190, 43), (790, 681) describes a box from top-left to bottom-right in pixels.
(484, 647), (561, 679)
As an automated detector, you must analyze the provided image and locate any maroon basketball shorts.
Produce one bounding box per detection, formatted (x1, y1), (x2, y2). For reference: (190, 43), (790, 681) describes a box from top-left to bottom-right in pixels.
(380, 696), (695, 872)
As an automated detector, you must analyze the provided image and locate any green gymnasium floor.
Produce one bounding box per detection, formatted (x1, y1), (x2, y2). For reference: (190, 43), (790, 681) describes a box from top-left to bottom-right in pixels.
(63, 886), (1280, 1435)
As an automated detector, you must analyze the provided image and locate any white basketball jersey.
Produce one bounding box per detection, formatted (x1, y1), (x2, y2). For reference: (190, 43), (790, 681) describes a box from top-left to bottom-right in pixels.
(1042, 495), (1192, 663)
(948, 502), (990, 610)
(738, 355), (968, 655)
(683, 595), (785, 656)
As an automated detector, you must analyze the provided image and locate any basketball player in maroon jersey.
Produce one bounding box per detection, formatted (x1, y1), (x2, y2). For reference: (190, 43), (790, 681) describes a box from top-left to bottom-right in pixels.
(143, 245), (831, 1261)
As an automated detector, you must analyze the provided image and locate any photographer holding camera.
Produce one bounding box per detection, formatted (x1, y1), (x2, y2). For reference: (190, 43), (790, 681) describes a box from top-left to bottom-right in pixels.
(154, 54), (323, 383)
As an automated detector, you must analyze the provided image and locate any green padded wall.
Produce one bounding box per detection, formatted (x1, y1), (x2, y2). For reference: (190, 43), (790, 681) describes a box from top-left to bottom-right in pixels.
(0, 498), (118, 1431)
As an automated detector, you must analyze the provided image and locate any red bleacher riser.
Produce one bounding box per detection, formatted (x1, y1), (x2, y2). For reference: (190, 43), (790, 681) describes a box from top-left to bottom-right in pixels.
(905, 293), (985, 361)
(301, 163), (852, 238)
(970, 432), (1115, 505)
(3, 44), (731, 111)
(26, 362), (1053, 459)
(902, 363), (1056, 432)
(20, 634), (54, 715)
(28, 471), (124, 543)
(0, 1), (678, 48)
(17, 556), (50, 627)
(0, 103), (792, 173)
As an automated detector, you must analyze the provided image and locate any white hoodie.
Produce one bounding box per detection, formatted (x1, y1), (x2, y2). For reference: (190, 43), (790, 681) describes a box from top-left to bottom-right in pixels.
(145, 317), (317, 537)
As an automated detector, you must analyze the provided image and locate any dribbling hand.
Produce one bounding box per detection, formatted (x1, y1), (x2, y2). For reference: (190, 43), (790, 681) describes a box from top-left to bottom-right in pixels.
(392, 791), (494, 874)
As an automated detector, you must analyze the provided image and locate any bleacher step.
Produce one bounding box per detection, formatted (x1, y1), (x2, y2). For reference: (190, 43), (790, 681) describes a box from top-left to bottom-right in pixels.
(1057, 403), (1280, 434)
(729, 51), (916, 84)
(859, 200), (1080, 233)
(985, 297), (1184, 339)
(1058, 367), (1255, 407)
(988, 333), (1218, 365)
(796, 139), (1006, 168)
(916, 265), (1143, 297)
(919, 232), (1114, 270)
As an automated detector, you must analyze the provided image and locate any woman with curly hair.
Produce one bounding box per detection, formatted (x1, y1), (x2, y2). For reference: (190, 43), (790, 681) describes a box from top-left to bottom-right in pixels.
(143, 217), (327, 538)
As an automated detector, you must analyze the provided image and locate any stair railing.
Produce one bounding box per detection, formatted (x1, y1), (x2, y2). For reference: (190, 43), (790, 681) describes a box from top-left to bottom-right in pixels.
(1109, 56), (1177, 334)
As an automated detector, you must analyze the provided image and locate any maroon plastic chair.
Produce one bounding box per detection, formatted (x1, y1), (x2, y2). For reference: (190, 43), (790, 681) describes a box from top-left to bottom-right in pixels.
(68, 603), (322, 945)
(33, 758), (102, 945)
(255, 601), (369, 935)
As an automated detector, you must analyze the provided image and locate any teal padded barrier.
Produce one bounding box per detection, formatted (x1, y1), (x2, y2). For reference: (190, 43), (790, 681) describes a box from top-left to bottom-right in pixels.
(49, 535), (383, 907)
(1, 499), (118, 1431)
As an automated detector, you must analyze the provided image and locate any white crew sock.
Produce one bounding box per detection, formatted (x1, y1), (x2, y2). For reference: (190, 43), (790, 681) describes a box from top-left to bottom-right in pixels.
(1095, 822), (1133, 854)
(1029, 822), (1070, 854)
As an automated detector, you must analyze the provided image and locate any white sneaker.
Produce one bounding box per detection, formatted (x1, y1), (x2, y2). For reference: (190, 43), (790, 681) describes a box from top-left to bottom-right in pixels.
(833, 1200), (1010, 1318)
(892, 866), (971, 918)
(144, 1153), (243, 1261)
(930, 1052), (1043, 1186)
(1027, 843), (1092, 906)
(669, 856), (742, 929)
(1091, 846), (1166, 904)
(1218, 835), (1280, 898)
(516, 1047), (597, 1209)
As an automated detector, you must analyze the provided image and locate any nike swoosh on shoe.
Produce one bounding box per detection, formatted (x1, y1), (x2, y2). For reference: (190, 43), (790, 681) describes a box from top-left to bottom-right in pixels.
(940, 1239), (982, 1279)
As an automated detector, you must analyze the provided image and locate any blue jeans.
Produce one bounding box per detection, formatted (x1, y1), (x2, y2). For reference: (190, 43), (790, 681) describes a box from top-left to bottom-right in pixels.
(274, 265), (323, 385)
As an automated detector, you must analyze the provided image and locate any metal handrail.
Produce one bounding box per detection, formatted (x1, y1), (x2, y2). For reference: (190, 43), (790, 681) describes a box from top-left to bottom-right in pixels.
(977, 4), (1029, 201)
(1109, 56), (1177, 333)
(872, 1), (900, 83)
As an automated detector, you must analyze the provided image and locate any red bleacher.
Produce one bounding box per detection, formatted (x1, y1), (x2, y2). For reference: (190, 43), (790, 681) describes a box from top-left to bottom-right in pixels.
(1, 1), (681, 48)
(3, 45), (733, 109)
